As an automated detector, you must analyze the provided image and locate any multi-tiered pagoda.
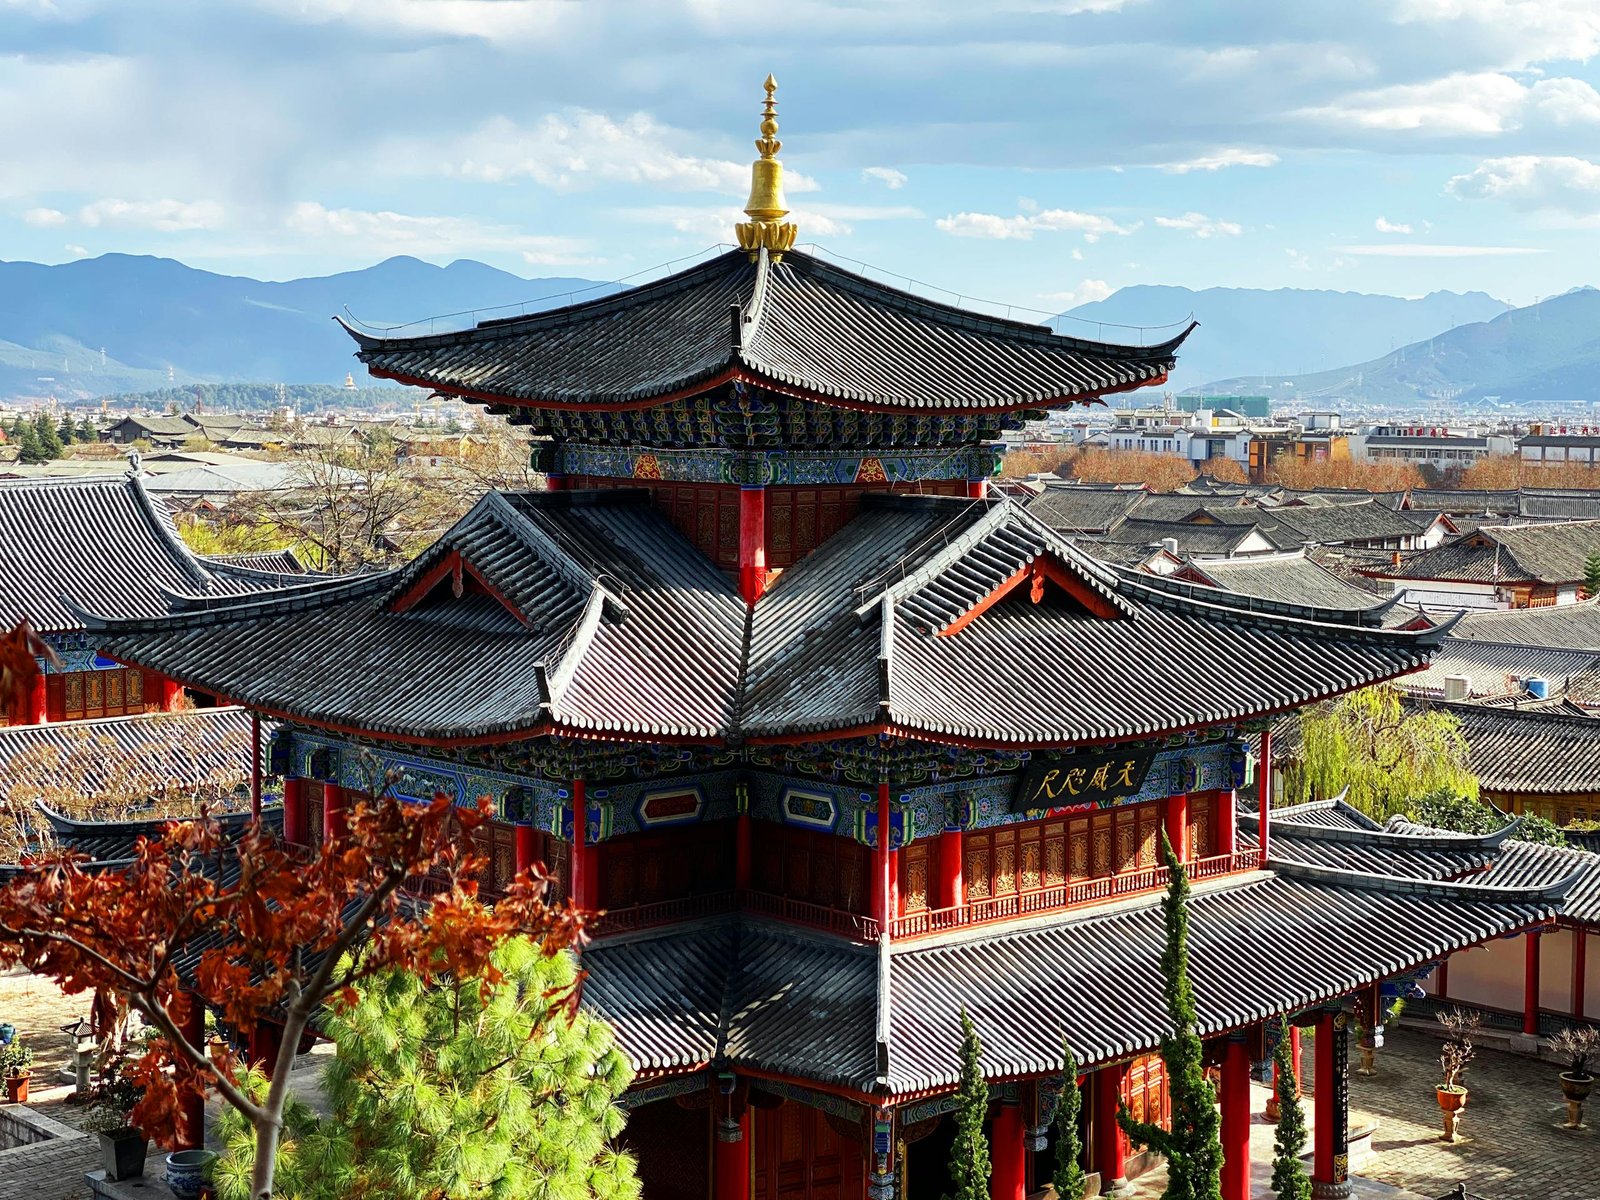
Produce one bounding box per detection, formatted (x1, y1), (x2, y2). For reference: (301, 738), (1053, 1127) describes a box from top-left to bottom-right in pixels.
(93, 81), (1571, 1200)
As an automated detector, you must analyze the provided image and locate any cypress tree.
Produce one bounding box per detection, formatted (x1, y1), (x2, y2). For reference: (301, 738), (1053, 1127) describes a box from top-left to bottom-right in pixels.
(1270, 1019), (1311, 1200)
(1118, 830), (1222, 1200)
(1053, 1041), (1087, 1200)
(945, 1007), (992, 1200)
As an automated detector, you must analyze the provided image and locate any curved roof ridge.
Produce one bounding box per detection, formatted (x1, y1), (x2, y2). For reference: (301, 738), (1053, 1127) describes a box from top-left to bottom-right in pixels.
(1115, 565), (1394, 627)
(123, 471), (219, 593)
(1270, 856), (1574, 904)
(1248, 808), (1521, 851)
(74, 571), (392, 632)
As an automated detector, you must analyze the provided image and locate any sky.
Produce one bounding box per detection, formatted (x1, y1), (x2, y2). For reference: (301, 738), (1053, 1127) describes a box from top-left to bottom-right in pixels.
(3, 0), (1599, 313)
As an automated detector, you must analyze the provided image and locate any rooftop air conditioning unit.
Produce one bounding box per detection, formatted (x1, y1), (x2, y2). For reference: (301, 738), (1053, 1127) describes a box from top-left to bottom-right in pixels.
(1526, 678), (1550, 700)
(1442, 674), (1472, 703)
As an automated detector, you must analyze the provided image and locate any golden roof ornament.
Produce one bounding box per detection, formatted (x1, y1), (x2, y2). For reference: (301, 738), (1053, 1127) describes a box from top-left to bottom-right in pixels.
(735, 75), (798, 263)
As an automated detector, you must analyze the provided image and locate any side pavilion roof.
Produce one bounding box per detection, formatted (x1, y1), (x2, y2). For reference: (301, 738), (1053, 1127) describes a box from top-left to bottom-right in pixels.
(341, 248), (1193, 415)
(94, 489), (1452, 748)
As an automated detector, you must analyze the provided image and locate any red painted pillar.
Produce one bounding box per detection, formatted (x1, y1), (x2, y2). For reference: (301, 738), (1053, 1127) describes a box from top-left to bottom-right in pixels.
(282, 778), (305, 846)
(967, 478), (988, 499)
(179, 995), (206, 1149)
(514, 823), (537, 877)
(1165, 791), (1190, 862)
(1257, 727), (1273, 862)
(27, 673), (46, 724)
(1524, 929), (1542, 1036)
(160, 676), (184, 712)
(735, 813), (753, 891)
(990, 1102), (1026, 1200)
(248, 1022), (284, 1077)
(323, 782), (346, 843)
(570, 780), (593, 909)
(1093, 1063), (1128, 1195)
(1313, 1011), (1335, 1185)
(1221, 1034), (1251, 1200)
(872, 783), (895, 933)
(936, 827), (964, 911)
(713, 1106), (751, 1200)
(738, 486), (766, 606)
(1437, 957), (1450, 1000)
(1576, 930), (1589, 1019)
(1216, 789), (1237, 856)
(249, 714), (262, 821)
(1291, 1025), (1303, 1091)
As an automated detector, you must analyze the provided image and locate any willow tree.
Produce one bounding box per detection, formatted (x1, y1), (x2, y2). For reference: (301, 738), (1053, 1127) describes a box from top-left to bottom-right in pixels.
(1283, 685), (1476, 819)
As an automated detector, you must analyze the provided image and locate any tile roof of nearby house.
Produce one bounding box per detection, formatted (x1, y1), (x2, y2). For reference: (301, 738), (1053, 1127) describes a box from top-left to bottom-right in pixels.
(95, 490), (1453, 747)
(109, 415), (198, 438)
(344, 248), (1193, 414)
(582, 863), (1561, 1092)
(1026, 485), (1149, 535)
(1372, 521), (1600, 585)
(1517, 492), (1600, 520)
(1258, 501), (1422, 547)
(1451, 599), (1600, 650)
(1406, 489), (1520, 516)
(201, 549), (310, 576)
(1395, 639), (1600, 701)
(0, 472), (298, 633)
(1098, 516), (1284, 557)
(1188, 553), (1390, 611)
(1430, 701), (1600, 796)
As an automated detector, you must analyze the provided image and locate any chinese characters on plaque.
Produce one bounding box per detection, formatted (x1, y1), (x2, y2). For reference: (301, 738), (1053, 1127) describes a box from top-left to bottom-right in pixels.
(1009, 746), (1159, 813)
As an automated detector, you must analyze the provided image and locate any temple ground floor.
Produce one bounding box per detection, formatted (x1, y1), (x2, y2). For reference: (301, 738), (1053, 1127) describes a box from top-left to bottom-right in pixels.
(2, 972), (1597, 1199)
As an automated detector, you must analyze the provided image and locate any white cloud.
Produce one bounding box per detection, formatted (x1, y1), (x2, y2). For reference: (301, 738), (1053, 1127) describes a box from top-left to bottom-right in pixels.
(250, 0), (575, 43)
(1038, 280), (1113, 306)
(1301, 72), (1600, 135)
(935, 209), (1137, 242)
(78, 198), (225, 232)
(394, 111), (818, 195)
(1374, 216), (1414, 233)
(285, 202), (599, 262)
(22, 207), (67, 227)
(1447, 155), (1600, 219)
(1342, 243), (1548, 256)
(1158, 149), (1279, 173)
(1154, 212), (1242, 238)
(1393, 0), (1600, 65)
(861, 166), (908, 189)
(620, 201), (913, 243)
(64, 244), (89, 258)
(1071, 248), (1084, 261)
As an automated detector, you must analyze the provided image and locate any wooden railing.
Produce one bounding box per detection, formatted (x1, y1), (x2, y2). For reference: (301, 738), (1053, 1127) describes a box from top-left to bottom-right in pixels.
(566, 848), (1264, 944)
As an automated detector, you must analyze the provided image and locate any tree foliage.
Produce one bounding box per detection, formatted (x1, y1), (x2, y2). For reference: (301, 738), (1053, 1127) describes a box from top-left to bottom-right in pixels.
(1584, 551), (1600, 601)
(213, 936), (639, 1200)
(1269, 1021), (1310, 1200)
(1281, 686), (1478, 819)
(1267, 457), (1422, 493)
(1118, 832), (1221, 1200)
(944, 1008), (992, 1200)
(0, 786), (587, 1200)
(1053, 1041), (1087, 1200)
(1409, 788), (1570, 847)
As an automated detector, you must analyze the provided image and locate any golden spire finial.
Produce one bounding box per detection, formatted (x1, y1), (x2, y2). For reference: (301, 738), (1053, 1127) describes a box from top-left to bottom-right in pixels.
(737, 74), (797, 261)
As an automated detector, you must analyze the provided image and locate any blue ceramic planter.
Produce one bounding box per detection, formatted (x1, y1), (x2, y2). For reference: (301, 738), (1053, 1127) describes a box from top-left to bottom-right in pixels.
(164, 1148), (217, 1200)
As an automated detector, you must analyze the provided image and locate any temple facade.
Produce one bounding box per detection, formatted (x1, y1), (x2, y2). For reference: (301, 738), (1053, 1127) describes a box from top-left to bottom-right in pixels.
(89, 82), (1578, 1200)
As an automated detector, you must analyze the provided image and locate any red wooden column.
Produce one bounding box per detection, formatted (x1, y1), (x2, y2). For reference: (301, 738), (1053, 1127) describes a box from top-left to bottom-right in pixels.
(1524, 929), (1542, 1036)
(570, 780), (595, 910)
(323, 782), (346, 843)
(1576, 930), (1589, 1019)
(248, 1022), (284, 1077)
(178, 995), (206, 1150)
(514, 823), (537, 877)
(1092, 1063), (1129, 1196)
(1221, 1033), (1252, 1200)
(738, 486), (766, 605)
(872, 783), (896, 932)
(249, 714), (262, 821)
(545, 470), (568, 491)
(1311, 1010), (1350, 1198)
(1436, 958), (1450, 1000)
(990, 1102), (1026, 1200)
(282, 778), (306, 845)
(1165, 791), (1190, 862)
(1257, 727), (1273, 862)
(735, 812), (753, 891)
(1269, 1026), (1303, 1117)
(936, 827), (964, 911)
(1215, 789), (1237, 856)
(26, 673), (47, 724)
(967, 478), (988, 499)
(160, 676), (184, 712)
(713, 1106), (751, 1200)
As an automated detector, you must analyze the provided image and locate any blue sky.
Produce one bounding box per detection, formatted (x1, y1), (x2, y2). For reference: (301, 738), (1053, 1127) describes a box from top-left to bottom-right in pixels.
(3, 0), (1598, 311)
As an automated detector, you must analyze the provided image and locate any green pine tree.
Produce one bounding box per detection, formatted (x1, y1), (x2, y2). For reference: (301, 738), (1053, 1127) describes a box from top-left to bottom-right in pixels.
(32, 411), (63, 460)
(944, 1007), (993, 1200)
(1053, 1041), (1087, 1200)
(1118, 831), (1222, 1200)
(77, 416), (99, 443)
(1584, 551), (1600, 601)
(213, 936), (640, 1200)
(57, 416), (76, 446)
(14, 419), (45, 464)
(1270, 1020), (1311, 1200)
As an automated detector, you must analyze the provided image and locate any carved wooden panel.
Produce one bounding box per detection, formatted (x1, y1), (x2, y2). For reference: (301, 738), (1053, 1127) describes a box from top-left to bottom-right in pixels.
(994, 839), (1016, 896)
(1192, 795), (1213, 858)
(1115, 814), (1138, 873)
(1138, 813), (1159, 867)
(1092, 817), (1113, 877)
(1020, 840), (1042, 891)
(1070, 830), (1090, 879)
(1045, 835), (1066, 886)
(965, 835), (991, 900)
(901, 842), (929, 913)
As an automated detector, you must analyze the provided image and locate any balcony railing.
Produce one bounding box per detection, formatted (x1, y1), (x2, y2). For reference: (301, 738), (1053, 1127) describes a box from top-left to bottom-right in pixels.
(583, 848), (1263, 943)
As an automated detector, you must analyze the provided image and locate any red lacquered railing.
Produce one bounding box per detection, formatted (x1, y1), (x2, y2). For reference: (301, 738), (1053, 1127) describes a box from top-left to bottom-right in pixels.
(739, 889), (880, 941)
(590, 892), (738, 935)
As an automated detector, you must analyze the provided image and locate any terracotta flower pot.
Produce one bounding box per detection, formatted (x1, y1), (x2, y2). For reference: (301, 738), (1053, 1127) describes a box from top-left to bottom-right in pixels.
(1437, 1084), (1467, 1142)
(4, 1071), (30, 1104)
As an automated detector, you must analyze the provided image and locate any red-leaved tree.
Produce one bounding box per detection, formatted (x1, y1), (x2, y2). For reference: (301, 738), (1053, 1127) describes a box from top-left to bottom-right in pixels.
(0, 791), (585, 1200)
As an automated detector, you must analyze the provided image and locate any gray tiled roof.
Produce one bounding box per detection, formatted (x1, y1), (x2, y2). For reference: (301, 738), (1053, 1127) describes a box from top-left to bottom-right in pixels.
(345, 249), (1191, 413)
(1397, 639), (1600, 701)
(98, 491), (1452, 746)
(1267, 501), (1423, 546)
(1099, 517), (1283, 556)
(1027, 486), (1149, 535)
(0, 474), (290, 633)
(1407, 489), (1519, 516)
(1451, 600), (1600, 650)
(1378, 522), (1600, 584)
(1433, 701), (1600, 795)
(1192, 554), (1390, 611)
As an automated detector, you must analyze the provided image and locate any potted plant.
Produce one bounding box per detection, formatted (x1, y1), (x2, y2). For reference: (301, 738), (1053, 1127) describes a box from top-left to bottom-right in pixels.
(165, 1147), (219, 1200)
(0, 1039), (33, 1103)
(1436, 1007), (1481, 1086)
(1436, 1039), (1473, 1142)
(81, 1054), (148, 1180)
(1550, 1026), (1600, 1130)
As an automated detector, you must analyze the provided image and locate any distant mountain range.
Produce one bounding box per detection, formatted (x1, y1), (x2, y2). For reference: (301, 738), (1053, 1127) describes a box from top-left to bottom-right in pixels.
(1061, 284), (1509, 393)
(0, 254), (614, 401)
(1192, 288), (1600, 406)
